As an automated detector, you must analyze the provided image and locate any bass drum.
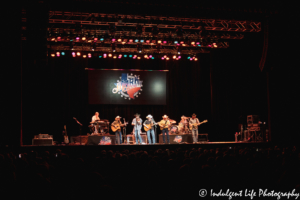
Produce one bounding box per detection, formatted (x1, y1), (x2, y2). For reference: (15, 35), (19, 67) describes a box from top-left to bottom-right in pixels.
(169, 125), (179, 134)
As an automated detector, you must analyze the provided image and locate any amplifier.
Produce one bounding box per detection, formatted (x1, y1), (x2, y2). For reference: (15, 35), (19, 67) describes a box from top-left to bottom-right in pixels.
(127, 134), (147, 144)
(32, 138), (53, 146)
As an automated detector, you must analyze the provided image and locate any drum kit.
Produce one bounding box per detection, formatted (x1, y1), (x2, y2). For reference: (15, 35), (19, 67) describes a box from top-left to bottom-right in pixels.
(169, 116), (191, 134)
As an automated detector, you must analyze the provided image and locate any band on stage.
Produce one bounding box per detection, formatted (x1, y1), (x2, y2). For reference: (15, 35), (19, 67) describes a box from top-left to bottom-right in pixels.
(88, 112), (207, 144)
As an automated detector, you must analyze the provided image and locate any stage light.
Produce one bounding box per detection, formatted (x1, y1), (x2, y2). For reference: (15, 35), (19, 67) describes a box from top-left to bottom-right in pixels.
(129, 55), (132, 58)
(118, 54), (122, 58)
(117, 38), (122, 42)
(122, 42), (126, 45)
(180, 41), (184, 44)
(51, 37), (55, 41)
(137, 57), (141, 59)
(157, 40), (161, 44)
(164, 55), (167, 58)
(173, 55), (176, 59)
(77, 52), (81, 56)
(135, 39), (139, 43)
(83, 55), (87, 58)
(161, 57), (164, 60)
(56, 52), (60, 57)
(146, 40), (150, 43)
(208, 44), (212, 47)
(140, 40), (144, 43)
(82, 36), (86, 41)
(88, 53), (92, 58)
(213, 43), (217, 48)
(51, 53), (55, 57)
(133, 56), (136, 59)
(129, 39), (133, 43)
(57, 36), (61, 41)
(174, 41), (178, 44)
(94, 38), (98, 41)
(151, 57), (154, 59)
(195, 58), (198, 61)
(113, 55), (117, 59)
(178, 56), (181, 59)
(99, 55), (102, 58)
(76, 37), (80, 41)
(100, 38), (104, 41)
(166, 57), (170, 60)
(134, 55), (137, 58)
(144, 55), (147, 58)
(191, 42), (195, 45)
(163, 41), (167, 44)
(61, 52), (65, 56)
(149, 55), (152, 58)
(187, 56), (190, 59)
(103, 53), (107, 58)
(124, 54), (127, 57)
(108, 53), (112, 57)
(112, 38), (116, 42)
(72, 52), (76, 57)
(190, 58), (193, 60)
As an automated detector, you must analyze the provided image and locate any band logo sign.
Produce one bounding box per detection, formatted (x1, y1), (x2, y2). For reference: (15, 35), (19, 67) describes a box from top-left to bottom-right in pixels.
(112, 73), (143, 100)
(174, 136), (182, 143)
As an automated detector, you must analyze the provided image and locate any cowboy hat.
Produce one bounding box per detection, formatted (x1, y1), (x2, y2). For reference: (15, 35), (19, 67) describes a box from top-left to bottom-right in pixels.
(146, 115), (153, 118)
(162, 115), (168, 118)
(115, 116), (121, 118)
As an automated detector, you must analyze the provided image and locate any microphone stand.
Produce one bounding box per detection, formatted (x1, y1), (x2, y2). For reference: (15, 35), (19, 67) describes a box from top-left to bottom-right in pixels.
(73, 117), (83, 145)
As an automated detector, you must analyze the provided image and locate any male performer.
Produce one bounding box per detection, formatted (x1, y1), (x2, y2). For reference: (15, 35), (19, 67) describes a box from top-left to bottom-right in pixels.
(132, 113), (143, 144)
(189, 113), (200, 143)
(90, 112), (101, 134)
(179, 115), (189, 133)
(143, 115), (157, 144)
(111, 116), (125, 145)
(159, 115), (171, 144)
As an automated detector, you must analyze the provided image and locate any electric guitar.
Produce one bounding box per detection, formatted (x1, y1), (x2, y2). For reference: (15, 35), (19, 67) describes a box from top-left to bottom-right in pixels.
(189, 119), (208, 130)
(111, 122), (128, 132)
(144, 122), (158, 132)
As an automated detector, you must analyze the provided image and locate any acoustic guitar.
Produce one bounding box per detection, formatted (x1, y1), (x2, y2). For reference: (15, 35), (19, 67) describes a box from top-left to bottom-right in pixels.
(158, 121), (171, 131)
(189, 119), (208, 130)
(111, 122), (128, 132)
(144, 122), (157, 132)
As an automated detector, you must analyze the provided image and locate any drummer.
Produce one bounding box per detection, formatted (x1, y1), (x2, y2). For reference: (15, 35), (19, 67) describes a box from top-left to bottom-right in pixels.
(179, 115), (189, 133)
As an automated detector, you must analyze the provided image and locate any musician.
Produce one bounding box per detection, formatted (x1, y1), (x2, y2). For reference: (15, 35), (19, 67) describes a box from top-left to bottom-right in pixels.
(159, 115), (171, 144)
(132, 113), (143, 144)
(189, 113), (200, 143)
(143, 115), (156, 144)
(111, 116), (124, 145)
(90, 112), (101, 134)
(179, 115), (189, 133)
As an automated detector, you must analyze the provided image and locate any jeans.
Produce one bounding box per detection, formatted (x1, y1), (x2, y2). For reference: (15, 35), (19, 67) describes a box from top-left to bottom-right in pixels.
(147, 129), (155, 144)
(162, 128), (170, 143)
(115, 131), (122, 144)
(191, 129), (198, 143)
(134, 129), (142, 144)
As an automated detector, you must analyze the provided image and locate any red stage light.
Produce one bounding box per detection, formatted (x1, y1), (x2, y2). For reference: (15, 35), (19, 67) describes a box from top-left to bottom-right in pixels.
(56, 52), (60, 57)
(88, 53), (92, 58)
(72, 52), (76, 57)
(103, 53), (107, 58)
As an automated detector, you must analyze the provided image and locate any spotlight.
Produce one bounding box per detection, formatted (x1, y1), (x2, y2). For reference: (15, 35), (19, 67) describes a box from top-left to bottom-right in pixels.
(166, 57), (170, 60)
(161, 57), (164, 60)
(129, 39), (133, 43)
(112, 38), (116, 42)
(56, 52), (60, 57)
(51, 53), (55, 57)
(174, 41), (178, 44)
(118, 54), (122, 58)
(173, 55), (176, 59)
(140, 40), (144, 43)
(108, 53), (112, 57)
(135, 39), (139, 43)
(77, 52), (81, 56)
(195, 58), (198, 61)
(149, 55), (152, 58)
(72, 52), (76, 57)
(129, 55), (132, 58)
(146, 40), (150, 43)
(137, 57), (141, 59)
(157, 40), (162, 44)
(76, 37), (80, 41)
(113, 55), (117, 59)
(124, 54), (127, 57)
(61, 52), (65, 56)
(88, 53), (92, 58)
(82, 36), (86, 41)
(83, 55), (87, 58)
(117, 38), (122, 42)
(100, 38), (104, 41)
(112, 43), (116, 52)
(103, 53), (107, 58)
(151, 57), (154, 59)
(57, 36), (61, 41)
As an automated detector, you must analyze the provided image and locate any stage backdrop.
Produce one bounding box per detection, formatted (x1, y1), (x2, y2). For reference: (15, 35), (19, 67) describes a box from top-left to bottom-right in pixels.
(88, 69), (167, 105)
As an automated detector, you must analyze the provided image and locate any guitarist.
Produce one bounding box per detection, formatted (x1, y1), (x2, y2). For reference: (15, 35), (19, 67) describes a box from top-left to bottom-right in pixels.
(158, 115), (171, 144)
(143, 115), (157, 144)
(111, 116), (124, 145)
(189, 113), (200, 143)
(132, 113), (143, 144)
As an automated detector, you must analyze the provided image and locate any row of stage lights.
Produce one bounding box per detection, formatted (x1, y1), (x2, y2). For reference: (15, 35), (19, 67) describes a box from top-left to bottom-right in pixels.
(50, 52), (198, 61)
(51, 36), (218, 48)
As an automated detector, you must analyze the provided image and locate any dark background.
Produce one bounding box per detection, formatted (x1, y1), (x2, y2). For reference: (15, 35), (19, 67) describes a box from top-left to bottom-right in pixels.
(2, 0), (299, 146)
(88, 69), (167, 105)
